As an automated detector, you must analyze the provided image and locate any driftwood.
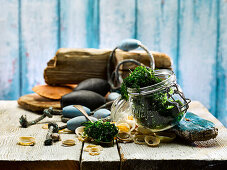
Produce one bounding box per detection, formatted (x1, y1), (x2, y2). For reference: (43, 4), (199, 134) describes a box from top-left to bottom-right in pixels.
(44, 48), (172, 85)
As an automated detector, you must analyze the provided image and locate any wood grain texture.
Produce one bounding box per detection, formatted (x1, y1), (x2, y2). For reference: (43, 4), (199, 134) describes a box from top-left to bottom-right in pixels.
(17, 93), (61, 113)
(99, 0), (135, 49)
(0, 101), (81, 164)
(60, 0), (87, 48)
(44, 48), (172, 85)
(119, 101), (227, 169)
(216, 0), (227, 127)
(178, 0), (218, 115)
(81, 142), (120, 170)
(21, 0), (58, 95)
(137, 0), (178, 72)
(0, 0), (19, 99)
(0, 101), (227, 169)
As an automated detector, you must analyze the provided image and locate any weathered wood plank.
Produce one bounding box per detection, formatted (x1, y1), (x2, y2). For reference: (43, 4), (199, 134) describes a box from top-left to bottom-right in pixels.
(81, 142), (120, 170)
(178, 0), (218, 115)
(60, 0), (87, 48)
(217, 0), (227, 127)
(21, 0), (59, 95)
(118, 101), (227, 169)
(137, 0), (178, 72)
(0, 0), (19, 99)
(44, 48), (172, 85)
(99, 0), (136, 49)
(0, 101), (82, 167)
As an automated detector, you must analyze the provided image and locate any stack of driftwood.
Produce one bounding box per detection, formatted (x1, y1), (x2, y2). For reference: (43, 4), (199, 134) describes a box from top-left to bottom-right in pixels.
(18, 48), (172, 112)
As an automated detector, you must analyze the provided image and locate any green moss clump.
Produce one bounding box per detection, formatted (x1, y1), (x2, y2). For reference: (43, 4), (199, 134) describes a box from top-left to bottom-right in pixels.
(121, 66), (162, 100)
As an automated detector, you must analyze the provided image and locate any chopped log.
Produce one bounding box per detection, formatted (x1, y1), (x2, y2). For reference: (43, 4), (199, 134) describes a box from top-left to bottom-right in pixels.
(44, 48), (172, 85)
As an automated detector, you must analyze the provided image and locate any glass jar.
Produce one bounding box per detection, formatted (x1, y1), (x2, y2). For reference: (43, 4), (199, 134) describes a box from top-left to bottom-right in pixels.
(111, 69), (190, 132)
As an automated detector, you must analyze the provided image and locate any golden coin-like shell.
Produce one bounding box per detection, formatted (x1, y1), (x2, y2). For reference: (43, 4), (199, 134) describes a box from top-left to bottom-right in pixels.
(18, 136), (35, 146)
(145, 136), (160, 147)
(89, 147), (101, 156)
(62, 139), (76, 146)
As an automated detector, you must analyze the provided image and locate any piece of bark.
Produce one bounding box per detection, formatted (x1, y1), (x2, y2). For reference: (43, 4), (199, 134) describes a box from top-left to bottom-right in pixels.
(17, 93), (61, 113)
(44, 48), (172, 85)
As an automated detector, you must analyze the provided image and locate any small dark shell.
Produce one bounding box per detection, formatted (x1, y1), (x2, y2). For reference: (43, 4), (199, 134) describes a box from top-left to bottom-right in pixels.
(61, 90), (106, 110)
(74, 78), (110, 96)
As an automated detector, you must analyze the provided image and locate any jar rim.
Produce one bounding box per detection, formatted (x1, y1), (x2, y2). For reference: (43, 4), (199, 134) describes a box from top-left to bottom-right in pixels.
(127, 69), (176, 95)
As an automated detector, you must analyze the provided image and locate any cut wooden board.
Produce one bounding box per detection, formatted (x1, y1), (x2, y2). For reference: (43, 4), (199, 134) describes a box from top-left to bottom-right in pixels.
(44, 48), (172, 85)
(0, 101), (82, 169)
(118, 101), (227, 169)
(17, 93), (61, 113)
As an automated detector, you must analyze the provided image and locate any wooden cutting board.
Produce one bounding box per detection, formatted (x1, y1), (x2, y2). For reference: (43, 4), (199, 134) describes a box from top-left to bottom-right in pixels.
(17, 93), (61, 113)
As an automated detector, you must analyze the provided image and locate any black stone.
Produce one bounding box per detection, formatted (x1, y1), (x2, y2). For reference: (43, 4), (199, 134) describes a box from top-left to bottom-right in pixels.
(74, 78), (110, 96)
(61, 90), (106, 110)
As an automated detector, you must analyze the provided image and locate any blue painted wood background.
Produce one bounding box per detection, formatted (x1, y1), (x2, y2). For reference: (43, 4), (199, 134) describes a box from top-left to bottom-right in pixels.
(0, 0), (226, 127)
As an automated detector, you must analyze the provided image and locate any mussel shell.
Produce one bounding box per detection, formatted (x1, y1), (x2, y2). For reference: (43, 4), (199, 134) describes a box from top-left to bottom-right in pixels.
(67, 116), (98, 131)
(62, 105), (91, 118)
(93, 109), (111, 119)
(74, 78), (110, 96)
(61, 90), (106, 110)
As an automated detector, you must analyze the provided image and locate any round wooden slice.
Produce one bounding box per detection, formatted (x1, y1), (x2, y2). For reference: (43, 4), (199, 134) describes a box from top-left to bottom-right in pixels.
(18, 93), (61, 113)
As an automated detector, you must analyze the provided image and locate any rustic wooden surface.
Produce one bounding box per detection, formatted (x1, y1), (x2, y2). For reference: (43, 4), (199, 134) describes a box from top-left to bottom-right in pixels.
(119, 101), (227, 169)
(44, 48), (172, 85)
(0, 100), (227, 170)
(17, 93), (61, 113)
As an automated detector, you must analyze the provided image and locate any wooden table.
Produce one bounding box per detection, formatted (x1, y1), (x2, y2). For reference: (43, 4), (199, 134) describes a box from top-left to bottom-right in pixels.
(0, 101), (226, 170)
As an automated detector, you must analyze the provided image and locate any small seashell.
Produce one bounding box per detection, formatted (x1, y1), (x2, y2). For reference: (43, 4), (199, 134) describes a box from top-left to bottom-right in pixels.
(133, 135), (146, 145)
(42, 124), (48, 129)
(58, 128), (74, 134)
(75, 126), (85, 136)
(137, 126), (154, 135)
(116, 123), (130, 133)
(84, 144), (103, 152)
(18, 136), (36, 146)
(89, 147), (101, 156)
(155, 132), (176, 143)
(93, 109), (111, 119)
(116, 119), (136, 132)
(62, 139), (76, 146)
(144, 136), (160, 147)
(117, 133), (133, 143)
(32, 85), (73, 100)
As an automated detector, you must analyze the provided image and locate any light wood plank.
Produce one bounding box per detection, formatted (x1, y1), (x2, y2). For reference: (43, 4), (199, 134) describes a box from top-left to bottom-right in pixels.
(21, 0), (58, 95)
(137, 0), (178, 72)
(99, 0), (136, 49)
(178, 0), (218, 115)
(217, 0), (227, 127)
(118, 101), (227, 169)
(0, 101), (82, 165)
(81, 142), (120, 170)
(60, 0), (88, 48)
(0, 0), (19, 99)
